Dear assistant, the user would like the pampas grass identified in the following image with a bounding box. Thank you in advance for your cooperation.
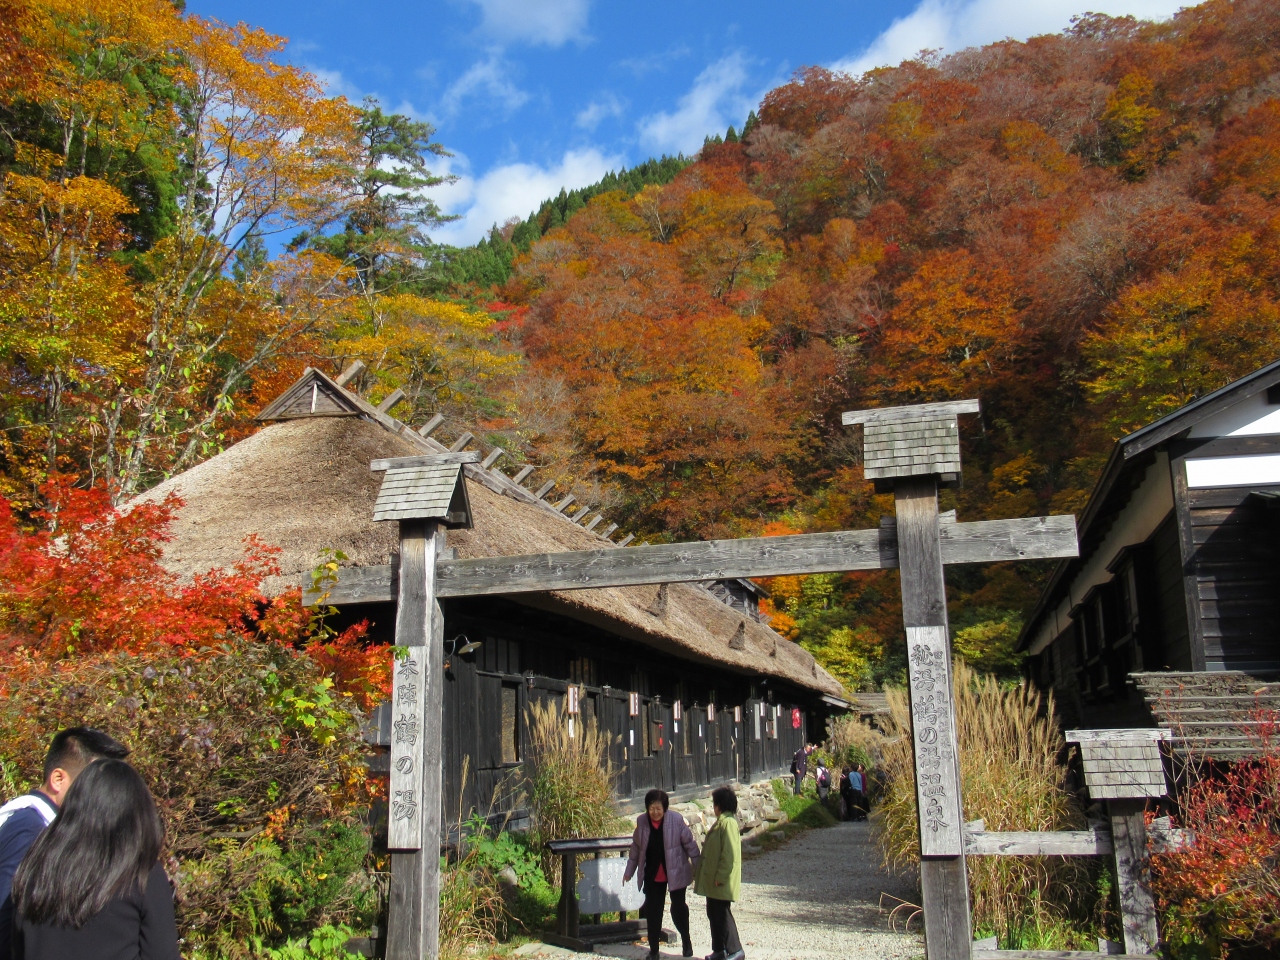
[525,698,625,878]
[874,660,1097,945]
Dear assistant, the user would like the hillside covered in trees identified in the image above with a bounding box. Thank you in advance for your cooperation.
[3,0,1280,688]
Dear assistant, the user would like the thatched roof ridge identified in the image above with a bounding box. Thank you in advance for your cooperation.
[136,372,841,697]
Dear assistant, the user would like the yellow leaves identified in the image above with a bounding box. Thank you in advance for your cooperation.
[181,17,361,238]
[0,170,144,379]
[333,295,519,414]
[1083,256,1280,437]
[1101,72,1186,179]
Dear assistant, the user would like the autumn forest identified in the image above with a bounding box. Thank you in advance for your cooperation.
[4,0,1280,690]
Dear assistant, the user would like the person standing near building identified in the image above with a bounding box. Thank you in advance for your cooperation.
[10,758,179,960]
[790,744,808,795]
[0,728,130,960]
[694,785,744,960]
[815,760,831,803]
[624,789,700,959]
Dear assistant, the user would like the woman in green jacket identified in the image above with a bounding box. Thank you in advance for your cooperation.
[693,786,744,960]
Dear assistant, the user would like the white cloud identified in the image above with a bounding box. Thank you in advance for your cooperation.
[576,93,626,130]
[465,0,591,47]
[441,51,530,116]
[430,147,623,246]
[832,0,1187,76]
[637,53,756,156]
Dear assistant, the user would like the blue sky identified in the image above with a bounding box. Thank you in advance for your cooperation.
[188,0,1187,247]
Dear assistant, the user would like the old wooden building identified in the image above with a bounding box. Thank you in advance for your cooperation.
[1019,359,1280,730]
[138,367,846,820]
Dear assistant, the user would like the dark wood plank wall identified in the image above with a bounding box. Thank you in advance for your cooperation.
[1182,487,1280,671]
[438,598,817,827]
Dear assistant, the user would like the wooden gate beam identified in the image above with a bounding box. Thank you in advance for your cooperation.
[305,516,1077,606]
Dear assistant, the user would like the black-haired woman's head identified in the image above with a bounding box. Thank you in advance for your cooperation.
[711,785,737,814]
[13,759,163,929]
[644,788,670,813]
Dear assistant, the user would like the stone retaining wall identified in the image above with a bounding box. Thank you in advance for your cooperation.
[670,778,785,845]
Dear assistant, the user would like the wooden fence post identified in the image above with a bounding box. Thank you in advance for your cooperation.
[386,520,446,960]
[894,477,972,960]
[1110,799,1159,955]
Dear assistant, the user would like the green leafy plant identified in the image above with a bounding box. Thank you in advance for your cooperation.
[262,924,364,960]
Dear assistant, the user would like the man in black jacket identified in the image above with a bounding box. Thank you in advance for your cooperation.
[0,728,130,960]
[790,744,810,795]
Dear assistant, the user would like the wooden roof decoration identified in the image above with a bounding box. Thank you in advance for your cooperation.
[1066,729,1171,800]
[1132,670,1280,760]
[372,459,472,528]
[256,369,363,420]
[843,399,980,489]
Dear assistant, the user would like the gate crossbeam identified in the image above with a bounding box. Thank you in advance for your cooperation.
[305,516,1077,606]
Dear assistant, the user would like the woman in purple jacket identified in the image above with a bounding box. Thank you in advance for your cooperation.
[624,789,700,959]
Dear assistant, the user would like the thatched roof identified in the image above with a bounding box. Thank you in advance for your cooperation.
[136,370,841,697]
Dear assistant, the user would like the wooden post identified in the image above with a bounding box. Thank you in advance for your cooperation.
[557,852,580,937]
[1110,799,1158,955]
[893,477,972,960]
[387,520,446,960]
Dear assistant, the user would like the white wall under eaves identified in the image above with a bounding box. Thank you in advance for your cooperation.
[1027,451,1173,656]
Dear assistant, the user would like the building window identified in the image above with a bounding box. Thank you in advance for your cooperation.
[501,683,520,764]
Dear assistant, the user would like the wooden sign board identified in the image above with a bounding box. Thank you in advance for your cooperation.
[577,858,646,914]
[906,626,963,857]
[389,651,427,850]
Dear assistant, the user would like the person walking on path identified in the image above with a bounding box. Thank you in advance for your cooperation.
[789,745,809,796]
[10,758,179,960]
[624,789,700,959]
[852,764,870,820]
[815,760,831,803]
[694,785,744,960]
[0,728,129,960]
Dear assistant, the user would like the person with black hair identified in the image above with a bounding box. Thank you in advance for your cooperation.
[0,728,129,960]
[10,759,179,960]
[623,789,700,959]
[693,786,743,960]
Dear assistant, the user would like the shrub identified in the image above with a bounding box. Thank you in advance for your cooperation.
[462,813,557,933]
[1153,711,1280,958]
[874,660,1097,947]
[525,698,624,878]
[0,642,381,958]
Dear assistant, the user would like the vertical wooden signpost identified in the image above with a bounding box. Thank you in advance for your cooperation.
[844,401,980,960]
[365,402,1078,960]
[371,453,477,960]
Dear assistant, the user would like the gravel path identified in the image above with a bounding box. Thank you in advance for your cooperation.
[516,819,924,960]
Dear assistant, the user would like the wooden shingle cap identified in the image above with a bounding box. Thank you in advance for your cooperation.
[371,456,473,528]
[842,399,980,483]
[1066,729,1171,800]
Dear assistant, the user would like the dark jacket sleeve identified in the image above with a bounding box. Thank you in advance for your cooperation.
[0,809,48,960]
[139,863,180,960]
